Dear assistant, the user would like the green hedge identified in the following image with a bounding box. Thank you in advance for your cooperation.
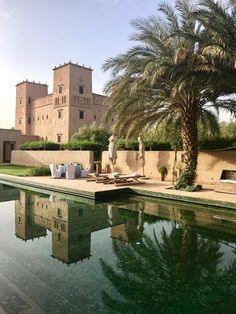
[20,137,236,153]
[117,139,172,150]
[198,137,236,150]
[61,140,102,151]
[20,141,60,150]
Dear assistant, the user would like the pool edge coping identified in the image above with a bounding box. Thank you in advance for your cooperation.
[0,174,235,209]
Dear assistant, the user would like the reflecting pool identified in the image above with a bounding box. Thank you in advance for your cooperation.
[0,183,236,313]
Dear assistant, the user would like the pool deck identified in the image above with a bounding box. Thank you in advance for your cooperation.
[0,173,236,209]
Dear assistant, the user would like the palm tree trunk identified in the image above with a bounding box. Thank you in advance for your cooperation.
[176,111,198,189]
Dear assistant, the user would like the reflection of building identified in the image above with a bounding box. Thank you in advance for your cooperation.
[15,191,124,264]
[110,206,144,242]
[15,192,47,241]
[15,62,108,143]
[112,196,236,242]
[110,203,145,242]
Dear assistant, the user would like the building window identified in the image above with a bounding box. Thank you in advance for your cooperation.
[57,135,62,143]
[28,97,31,104]
[46,115,48,119]
[38,116,39,121]
[79,85,84,94]
[58,110,63,119]
[63,96,66,103]
[57,233,61,241]
[19,98,22,104]
[57,208,62,217]
[94,114,96,120]
[61,223,65,232]
[19,118,22,125]
[28,117,31,124]
[58,85,63,94]
[79,111,84,119]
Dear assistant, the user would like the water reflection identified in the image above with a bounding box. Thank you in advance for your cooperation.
[14,191,152,265]
[0,184,20,202]
[101,209,236,313]
[2,184,236,312]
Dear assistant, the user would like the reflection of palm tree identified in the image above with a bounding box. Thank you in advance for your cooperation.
[101,221,236,313]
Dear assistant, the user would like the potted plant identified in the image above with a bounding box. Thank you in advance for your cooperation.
[158,165,168,181]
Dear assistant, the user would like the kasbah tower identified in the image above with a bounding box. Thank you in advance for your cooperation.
[15,61,108,143]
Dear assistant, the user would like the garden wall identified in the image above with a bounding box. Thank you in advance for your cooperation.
[0,129,38,163]
[102,150,236,185]
[11,150,94,168]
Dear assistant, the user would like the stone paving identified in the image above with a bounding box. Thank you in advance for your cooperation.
[0,173,236,208]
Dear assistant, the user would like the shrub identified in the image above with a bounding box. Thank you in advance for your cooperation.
[71,122,110,151]
[23,166,51,176]
[20,141,60,151]
[145,140,172,151]
[61,140,102,151]
[175,184,202,192]
[198,137,236,150]
[117,138,172,150]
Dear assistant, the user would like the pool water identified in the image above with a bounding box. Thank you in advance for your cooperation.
[0,183,236,313]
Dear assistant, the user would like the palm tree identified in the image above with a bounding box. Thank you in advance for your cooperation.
[103,0,236,189]
[100,216,236,313]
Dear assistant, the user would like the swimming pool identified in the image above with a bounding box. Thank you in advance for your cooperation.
[0,183,236,313]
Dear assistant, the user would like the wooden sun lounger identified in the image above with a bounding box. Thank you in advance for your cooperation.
[105,173,146,186]
[87,173,120,183]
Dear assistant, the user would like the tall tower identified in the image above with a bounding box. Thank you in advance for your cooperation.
[52,62,93,141]
[15,81,48,134]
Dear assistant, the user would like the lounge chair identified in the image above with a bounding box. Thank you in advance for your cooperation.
[111,173,145,186]
[49,164,62,179]
[87,172,120,183]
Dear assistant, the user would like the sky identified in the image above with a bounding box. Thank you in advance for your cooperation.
[0,0,232,129]
[0,0,160,128]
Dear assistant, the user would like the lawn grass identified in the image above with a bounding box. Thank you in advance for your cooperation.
[0,165,33,176]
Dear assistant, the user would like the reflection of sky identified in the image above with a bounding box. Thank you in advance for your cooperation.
[143,220,174,240]
[0,201,15,237]
[0,199,52,260]
[218,241,236,268]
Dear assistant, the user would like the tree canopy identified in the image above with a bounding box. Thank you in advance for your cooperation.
[103,0,236,190]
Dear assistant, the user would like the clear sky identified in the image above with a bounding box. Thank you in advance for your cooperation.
[0,0,232,129]
[0,0,160,128]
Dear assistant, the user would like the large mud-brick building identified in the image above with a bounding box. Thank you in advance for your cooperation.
[15,62,107,143]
